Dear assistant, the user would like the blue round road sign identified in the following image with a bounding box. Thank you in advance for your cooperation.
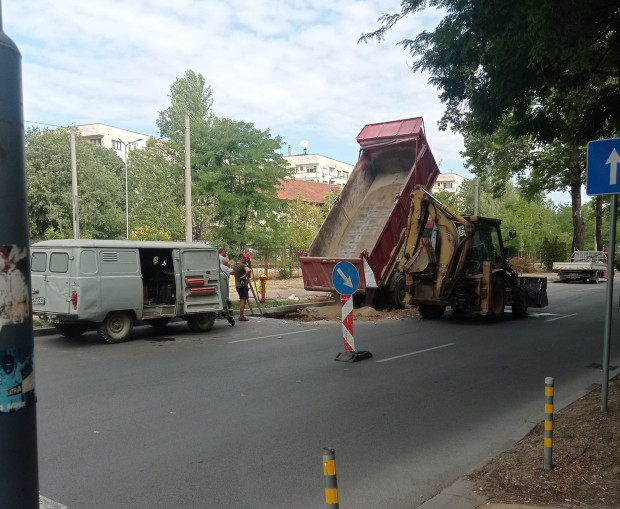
[332,261,360,295]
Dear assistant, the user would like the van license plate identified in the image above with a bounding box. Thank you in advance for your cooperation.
[32,297,45,305]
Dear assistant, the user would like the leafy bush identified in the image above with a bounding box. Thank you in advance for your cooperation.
[540,236,569,270]
[278,267,291,279]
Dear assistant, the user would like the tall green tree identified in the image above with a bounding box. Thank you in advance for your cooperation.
[128,138,185,239]
[192,117,291,248]
[360,1,620,251]
[26,128,125,240]
[285,196,324,250]
[156,70,214,144]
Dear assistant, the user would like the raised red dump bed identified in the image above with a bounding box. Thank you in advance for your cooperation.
[299,117,440,305]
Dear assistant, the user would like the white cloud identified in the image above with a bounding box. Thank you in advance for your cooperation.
[3,0,464,169]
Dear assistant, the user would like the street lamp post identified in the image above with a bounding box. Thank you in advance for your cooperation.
[117,138,142,239]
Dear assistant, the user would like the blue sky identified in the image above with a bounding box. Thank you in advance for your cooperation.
[2,0,574,203]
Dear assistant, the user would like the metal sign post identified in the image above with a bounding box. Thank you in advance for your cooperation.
[586,138,619,412]
[0,3,40,507]
[332,261,372,363]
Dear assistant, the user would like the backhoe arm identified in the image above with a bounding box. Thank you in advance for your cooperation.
[398,186,474,301]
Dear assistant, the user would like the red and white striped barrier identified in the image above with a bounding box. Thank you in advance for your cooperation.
[341,294,355,351]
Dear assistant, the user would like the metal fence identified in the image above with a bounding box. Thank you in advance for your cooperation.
[243,246,302,279]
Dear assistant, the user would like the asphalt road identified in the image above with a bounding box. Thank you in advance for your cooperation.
[35,279,620,508]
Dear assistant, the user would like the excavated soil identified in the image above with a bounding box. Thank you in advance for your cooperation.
[286,303,419,322]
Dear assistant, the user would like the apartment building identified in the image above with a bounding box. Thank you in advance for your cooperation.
[432,173,466,194]
[283,152,354,186]
[74,123,151,163]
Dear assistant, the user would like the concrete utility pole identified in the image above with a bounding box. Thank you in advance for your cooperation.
[184,114,192,242]
[0,2,40,507]
[70,127,79,239]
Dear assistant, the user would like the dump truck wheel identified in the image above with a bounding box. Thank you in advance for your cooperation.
[490,277,505,319]
[511,286,528,319]
[146,318,171,328]
[98,312,133,344]
[418,305,445,319]
[388,273,406,309]
[589,273,600,284]
[187,312,215,332]
[55,323,88,337]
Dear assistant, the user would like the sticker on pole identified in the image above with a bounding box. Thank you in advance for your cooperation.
[0,245,29,333]
[0,346,35,413]
[332,261,359,295]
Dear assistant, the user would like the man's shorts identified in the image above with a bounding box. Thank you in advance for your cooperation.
[236,285,249,300]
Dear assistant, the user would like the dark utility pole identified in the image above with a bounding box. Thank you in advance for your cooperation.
[0,2,40,507]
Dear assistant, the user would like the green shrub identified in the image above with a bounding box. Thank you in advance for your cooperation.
[278,267,291,279]
[540,236,569,270]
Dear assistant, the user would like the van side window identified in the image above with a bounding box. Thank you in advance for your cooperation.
[31,252,47,272]
[80,250,98,275]
[50,253,69,273]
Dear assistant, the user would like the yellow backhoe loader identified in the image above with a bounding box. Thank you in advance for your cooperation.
[397,186,548,318]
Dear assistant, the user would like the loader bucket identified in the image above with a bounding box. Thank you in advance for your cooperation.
[520,277,549,308]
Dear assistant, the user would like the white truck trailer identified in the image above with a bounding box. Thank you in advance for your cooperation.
[552,251,608,283]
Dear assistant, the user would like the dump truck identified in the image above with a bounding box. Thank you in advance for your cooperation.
[397,186,548,318]
[553,251,608,283]
[299,117,440,308]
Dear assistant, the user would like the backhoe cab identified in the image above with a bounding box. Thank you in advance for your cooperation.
[397,186,548,319]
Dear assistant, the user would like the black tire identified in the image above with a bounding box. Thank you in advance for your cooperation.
[98,312,134,344]
[187,312,216,332]
[388,273,406,309]
[589,272,600,284]
[490,276,505,319]
[418,304,445,319]
[146,318,171,328]
[55,323,88,337]
[511,285,528,319]
[452,306,466,317]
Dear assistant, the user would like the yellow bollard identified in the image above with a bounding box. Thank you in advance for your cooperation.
[323,448,339,507]
[544,377,554,470]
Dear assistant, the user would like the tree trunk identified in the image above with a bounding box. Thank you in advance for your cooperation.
[570,142,585,251]
[595,195,603,251]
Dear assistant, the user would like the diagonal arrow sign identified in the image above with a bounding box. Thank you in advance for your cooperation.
[606,148,620,185]
[337,268,353,288]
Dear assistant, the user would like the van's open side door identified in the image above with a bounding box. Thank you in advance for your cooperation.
[179,249,222,314]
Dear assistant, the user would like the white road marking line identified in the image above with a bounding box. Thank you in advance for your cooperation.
[376,343,455,363]
[546,313,578,322]
[229,329,318,343]
[40,495,68,509]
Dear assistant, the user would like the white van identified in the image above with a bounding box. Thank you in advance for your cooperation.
[31,240,232,343]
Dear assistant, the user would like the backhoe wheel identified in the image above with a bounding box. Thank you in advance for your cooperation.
[511,285,528,319]
[490,277,505,319]
[187,312,216,333]
[388,273,406,309]
[418,305,445,319]
[55,323,88,337]
[98,312,133,344]
[146,318,171,328]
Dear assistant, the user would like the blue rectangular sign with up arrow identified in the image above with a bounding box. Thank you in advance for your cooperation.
[587,138,620,196]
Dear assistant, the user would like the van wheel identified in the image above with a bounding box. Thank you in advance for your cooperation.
[56,323,88,337]
[146,318,171,328]
[98,312,133,344]
[187,313,215,332]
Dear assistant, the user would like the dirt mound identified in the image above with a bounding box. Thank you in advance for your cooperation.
[294,304,419,322]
